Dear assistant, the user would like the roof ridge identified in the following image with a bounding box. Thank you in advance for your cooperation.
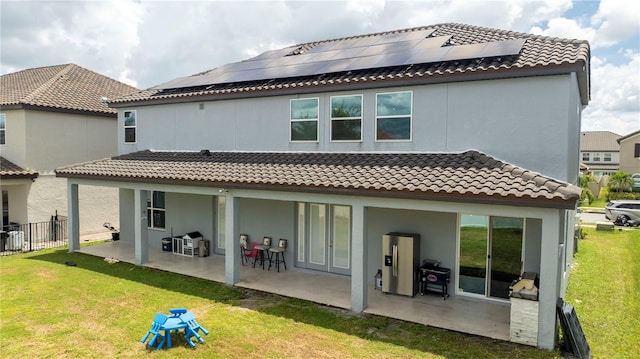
[21,63,74,104]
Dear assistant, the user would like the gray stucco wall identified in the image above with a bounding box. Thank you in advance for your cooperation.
[119,74,579,183]
[524,218,542,274]
[367,207,457,289]
[237,198,295,262]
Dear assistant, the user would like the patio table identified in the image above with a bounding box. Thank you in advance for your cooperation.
[161,316,188,349]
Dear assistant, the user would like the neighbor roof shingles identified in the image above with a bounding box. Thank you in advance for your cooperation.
[0,64,138,114]
[110,23,590,106]
[0,157,38,179]
[56,150,581,208]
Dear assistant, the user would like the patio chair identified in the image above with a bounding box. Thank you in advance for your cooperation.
[240,234,259,266]
[180,312,209,347]
[141,313,168,350]
[268,239,287,272]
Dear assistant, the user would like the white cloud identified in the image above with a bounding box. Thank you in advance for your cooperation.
[1,0,637,134]
[530,17,597,43]
[0,0,142,86]
[582,51,640,135]
[591,0,640,47]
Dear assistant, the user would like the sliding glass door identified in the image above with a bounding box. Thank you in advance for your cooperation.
[458,215,523,300]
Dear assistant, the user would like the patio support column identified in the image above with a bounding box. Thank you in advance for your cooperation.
[224,193,240,285]
[537,210,561,350]
[67,182,80,252]
[134,189,149,265]
[351,204,368,312]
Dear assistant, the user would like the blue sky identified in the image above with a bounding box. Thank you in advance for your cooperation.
[1,0,638,135]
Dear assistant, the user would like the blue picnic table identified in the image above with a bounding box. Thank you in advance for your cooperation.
[141,308,209,350]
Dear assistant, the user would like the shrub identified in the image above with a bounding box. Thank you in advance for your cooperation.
[581,188,595,204]
[606,191,640,200]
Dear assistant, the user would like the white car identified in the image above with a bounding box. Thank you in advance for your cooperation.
[605,200,640,226]
[632,173,640,188]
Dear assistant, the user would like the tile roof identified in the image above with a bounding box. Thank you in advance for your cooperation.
[110,23,590,106]
[56,149,581,209]
[0,157,38,179]
[580,131,621,151]
[0,64,138,115]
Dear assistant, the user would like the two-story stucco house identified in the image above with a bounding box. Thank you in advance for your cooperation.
[0,64,138,234]
[617,130,640,176]
[580,131,621,177]
[56,23,589,350]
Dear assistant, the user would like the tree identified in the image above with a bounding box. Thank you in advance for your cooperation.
[607,171,633,193]
[580,173,596,204]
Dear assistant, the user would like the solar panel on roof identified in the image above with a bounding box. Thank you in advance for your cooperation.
[478,38,526,57]
[414,35,452,50]
[373,51,416,68]
[343,54,388,72]
[246,47,293,61]
[224,67,282,83]
[154,29,525,89]
[305,41,337,53]
[328,37,367,51]
[439,43,488,62]
[374,32,411,45]
[274,61,332,78]
[402,29,436,41]
[357,39,422,57]
[408,47,452,64]
[316,58,358,74]
[348,35,381,48]
[329,46,367,60]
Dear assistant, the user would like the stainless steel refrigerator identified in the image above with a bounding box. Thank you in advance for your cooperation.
[382,232,420,297]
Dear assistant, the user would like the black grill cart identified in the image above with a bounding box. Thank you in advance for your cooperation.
[419,261,450,300]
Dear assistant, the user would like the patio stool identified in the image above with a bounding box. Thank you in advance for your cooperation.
[268,239,287,272]
[253,236,271,269]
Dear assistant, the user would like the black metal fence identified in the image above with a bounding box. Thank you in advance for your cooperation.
[0,215,68,256]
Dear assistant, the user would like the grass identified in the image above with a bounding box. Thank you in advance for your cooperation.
[1,228,637,358]
[564,228,640,358]
[0,247,556,358]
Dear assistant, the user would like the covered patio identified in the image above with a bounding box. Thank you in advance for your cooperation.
[76,240,510,341]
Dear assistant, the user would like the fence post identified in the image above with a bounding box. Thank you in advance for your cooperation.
[29,222,33,252]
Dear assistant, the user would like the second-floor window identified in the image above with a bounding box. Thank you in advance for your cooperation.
[376,91,412,141]
[582,153,590,161]
[147,191,165,229]
[124,110,136,143]
[290,98,319,142]
[0,114,5,145]
[604,153,612,162]
[592,152,601,161]
[331,95,362,141]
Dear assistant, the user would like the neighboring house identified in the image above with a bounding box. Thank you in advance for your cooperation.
[579,131,621,177]
[56,23,589,349]
[0,157,39,228]
[0,64,138,233]
[617,130,640,176]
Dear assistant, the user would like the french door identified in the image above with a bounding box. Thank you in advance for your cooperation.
[458,215,524,300]
[296,203,351,275]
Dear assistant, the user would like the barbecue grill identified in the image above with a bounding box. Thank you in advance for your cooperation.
[419,261,450,300]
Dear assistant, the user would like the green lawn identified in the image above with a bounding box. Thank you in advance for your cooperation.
[564,228,640,358]
[1,228,637,358]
